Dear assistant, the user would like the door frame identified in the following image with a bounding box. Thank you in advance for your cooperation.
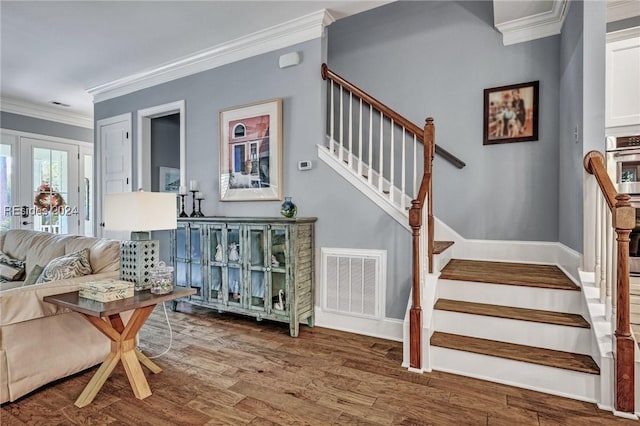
[1,128,92,233]
[137,100,186,191]
[95,113,132,237]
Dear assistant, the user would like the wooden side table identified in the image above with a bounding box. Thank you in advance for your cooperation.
[44,287,195,408]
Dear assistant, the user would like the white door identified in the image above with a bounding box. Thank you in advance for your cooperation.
[80,146,94,237]
[97,114,131,239]
[19,137,80,235]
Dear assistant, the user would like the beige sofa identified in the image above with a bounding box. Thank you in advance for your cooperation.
[0,229,122,403]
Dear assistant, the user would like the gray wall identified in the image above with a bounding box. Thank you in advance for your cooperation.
[558,1,584,252]
[0,111,92,142]
[150,114,180,192]
[95,39,412,319]
[328,0,561,242]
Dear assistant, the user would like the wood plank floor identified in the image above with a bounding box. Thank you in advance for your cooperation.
[434,299,590,328]
[431,332,600,375]
[440,259,580,290]
[1,302,633,425]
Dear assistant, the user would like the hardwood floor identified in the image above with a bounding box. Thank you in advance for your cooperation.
[440,259,580,290]
[1,302,635,425]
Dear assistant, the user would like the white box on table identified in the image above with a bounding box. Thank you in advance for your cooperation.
[79,279,135,302]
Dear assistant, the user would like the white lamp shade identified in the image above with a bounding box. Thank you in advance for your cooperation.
[103,192,177,232]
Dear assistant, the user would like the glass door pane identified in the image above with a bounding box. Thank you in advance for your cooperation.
[81,149,93,236]
[248,227,266,310]
[20,138,79,235]
[0,140,15,231]
[270,227,288,314]
[208,225,224,302]
[226,226,242,306]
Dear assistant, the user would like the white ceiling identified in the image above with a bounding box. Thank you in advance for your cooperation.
[0,1,389,122]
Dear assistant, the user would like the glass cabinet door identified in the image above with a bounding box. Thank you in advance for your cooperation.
[226,225,243,306]
[270,226,288,314]
[247,225,267,311]
[208,224,225,303]
[173,224,189,288]
[188,224,204,300]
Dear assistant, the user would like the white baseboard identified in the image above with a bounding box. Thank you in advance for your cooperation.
[314,306,403,342]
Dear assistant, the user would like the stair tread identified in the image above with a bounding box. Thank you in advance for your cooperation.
[434,299,590,328]
[440,259,579,291]
[431,332,600,375]
[433,241,454,255]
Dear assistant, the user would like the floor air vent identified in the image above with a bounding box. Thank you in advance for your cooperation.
[321,248,386,319]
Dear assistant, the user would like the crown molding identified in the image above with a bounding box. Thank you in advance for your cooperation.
[494,0,569,46]
[607,0,640,23]
[88,9,336,103]
[0,97,94,129]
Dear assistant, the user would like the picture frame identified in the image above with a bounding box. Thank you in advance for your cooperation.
[219,98,283,201]
[483,81,539,145]
[159,167,180,193]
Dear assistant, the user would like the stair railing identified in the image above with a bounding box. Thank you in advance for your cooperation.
[321,64,462,370]
[584,150,635,414]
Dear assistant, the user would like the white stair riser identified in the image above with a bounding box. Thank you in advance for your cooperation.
[431,346,599,402]
[433,310,592,355]
[437,279,583,314]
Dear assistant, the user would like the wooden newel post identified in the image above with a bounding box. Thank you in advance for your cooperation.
[613,193,635,413]
[409,199,423,369]
[425,118,435,274]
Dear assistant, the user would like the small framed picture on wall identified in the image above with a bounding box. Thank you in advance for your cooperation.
[483,81,539,145]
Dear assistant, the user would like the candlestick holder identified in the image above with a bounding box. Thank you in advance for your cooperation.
[190,190,198,217]
[178,194,188,217]
[196,197,205,217]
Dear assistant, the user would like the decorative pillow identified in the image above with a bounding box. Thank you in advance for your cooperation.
[23,264,45,286]
[36,248,92,284]
[0,250,25,281]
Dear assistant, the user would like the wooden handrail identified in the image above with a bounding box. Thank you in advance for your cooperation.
[321,64,465,169]
[584,150,635,414]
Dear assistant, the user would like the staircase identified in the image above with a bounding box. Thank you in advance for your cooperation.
[319,64,637,416]
[431,259,600,401]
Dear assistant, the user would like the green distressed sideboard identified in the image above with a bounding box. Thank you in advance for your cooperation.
[170,217,317,337]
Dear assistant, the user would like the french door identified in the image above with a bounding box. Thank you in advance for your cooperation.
[19,137,80,235]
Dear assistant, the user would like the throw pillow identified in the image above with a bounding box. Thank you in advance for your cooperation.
[23,264,45,286]
[36,248,92,284]
[0,250,26,281]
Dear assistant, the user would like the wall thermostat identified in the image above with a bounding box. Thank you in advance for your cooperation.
[298,160,312,171]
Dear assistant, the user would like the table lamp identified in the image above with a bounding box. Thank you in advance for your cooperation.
[103,191,177,291]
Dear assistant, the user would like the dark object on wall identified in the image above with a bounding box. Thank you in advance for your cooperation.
[483,81,539,145]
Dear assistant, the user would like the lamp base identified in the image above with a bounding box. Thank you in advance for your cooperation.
[119,238,158,291]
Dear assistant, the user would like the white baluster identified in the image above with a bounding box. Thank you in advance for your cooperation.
[368,107,373,185]
[358,99,363,179]
[348,92,353,168]
[339,86,344,162]
[600,195,608,303]
[389,119,395,203]
[330,80,334,144]
[379,112,384,193]
[606,211,614,321]
[595,193,603,302]
[413,134,417,198]
[401,128,406,211]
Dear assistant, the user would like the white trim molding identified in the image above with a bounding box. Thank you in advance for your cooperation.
[88,9,335,103]
[0,97,93,129]
[494,0,569,46]
[136,100,186,191]
[607,0,640,23]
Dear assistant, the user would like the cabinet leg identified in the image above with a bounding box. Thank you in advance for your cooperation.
[306,315,314,328]
[289,321,299,337]
[171,300,178,312]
